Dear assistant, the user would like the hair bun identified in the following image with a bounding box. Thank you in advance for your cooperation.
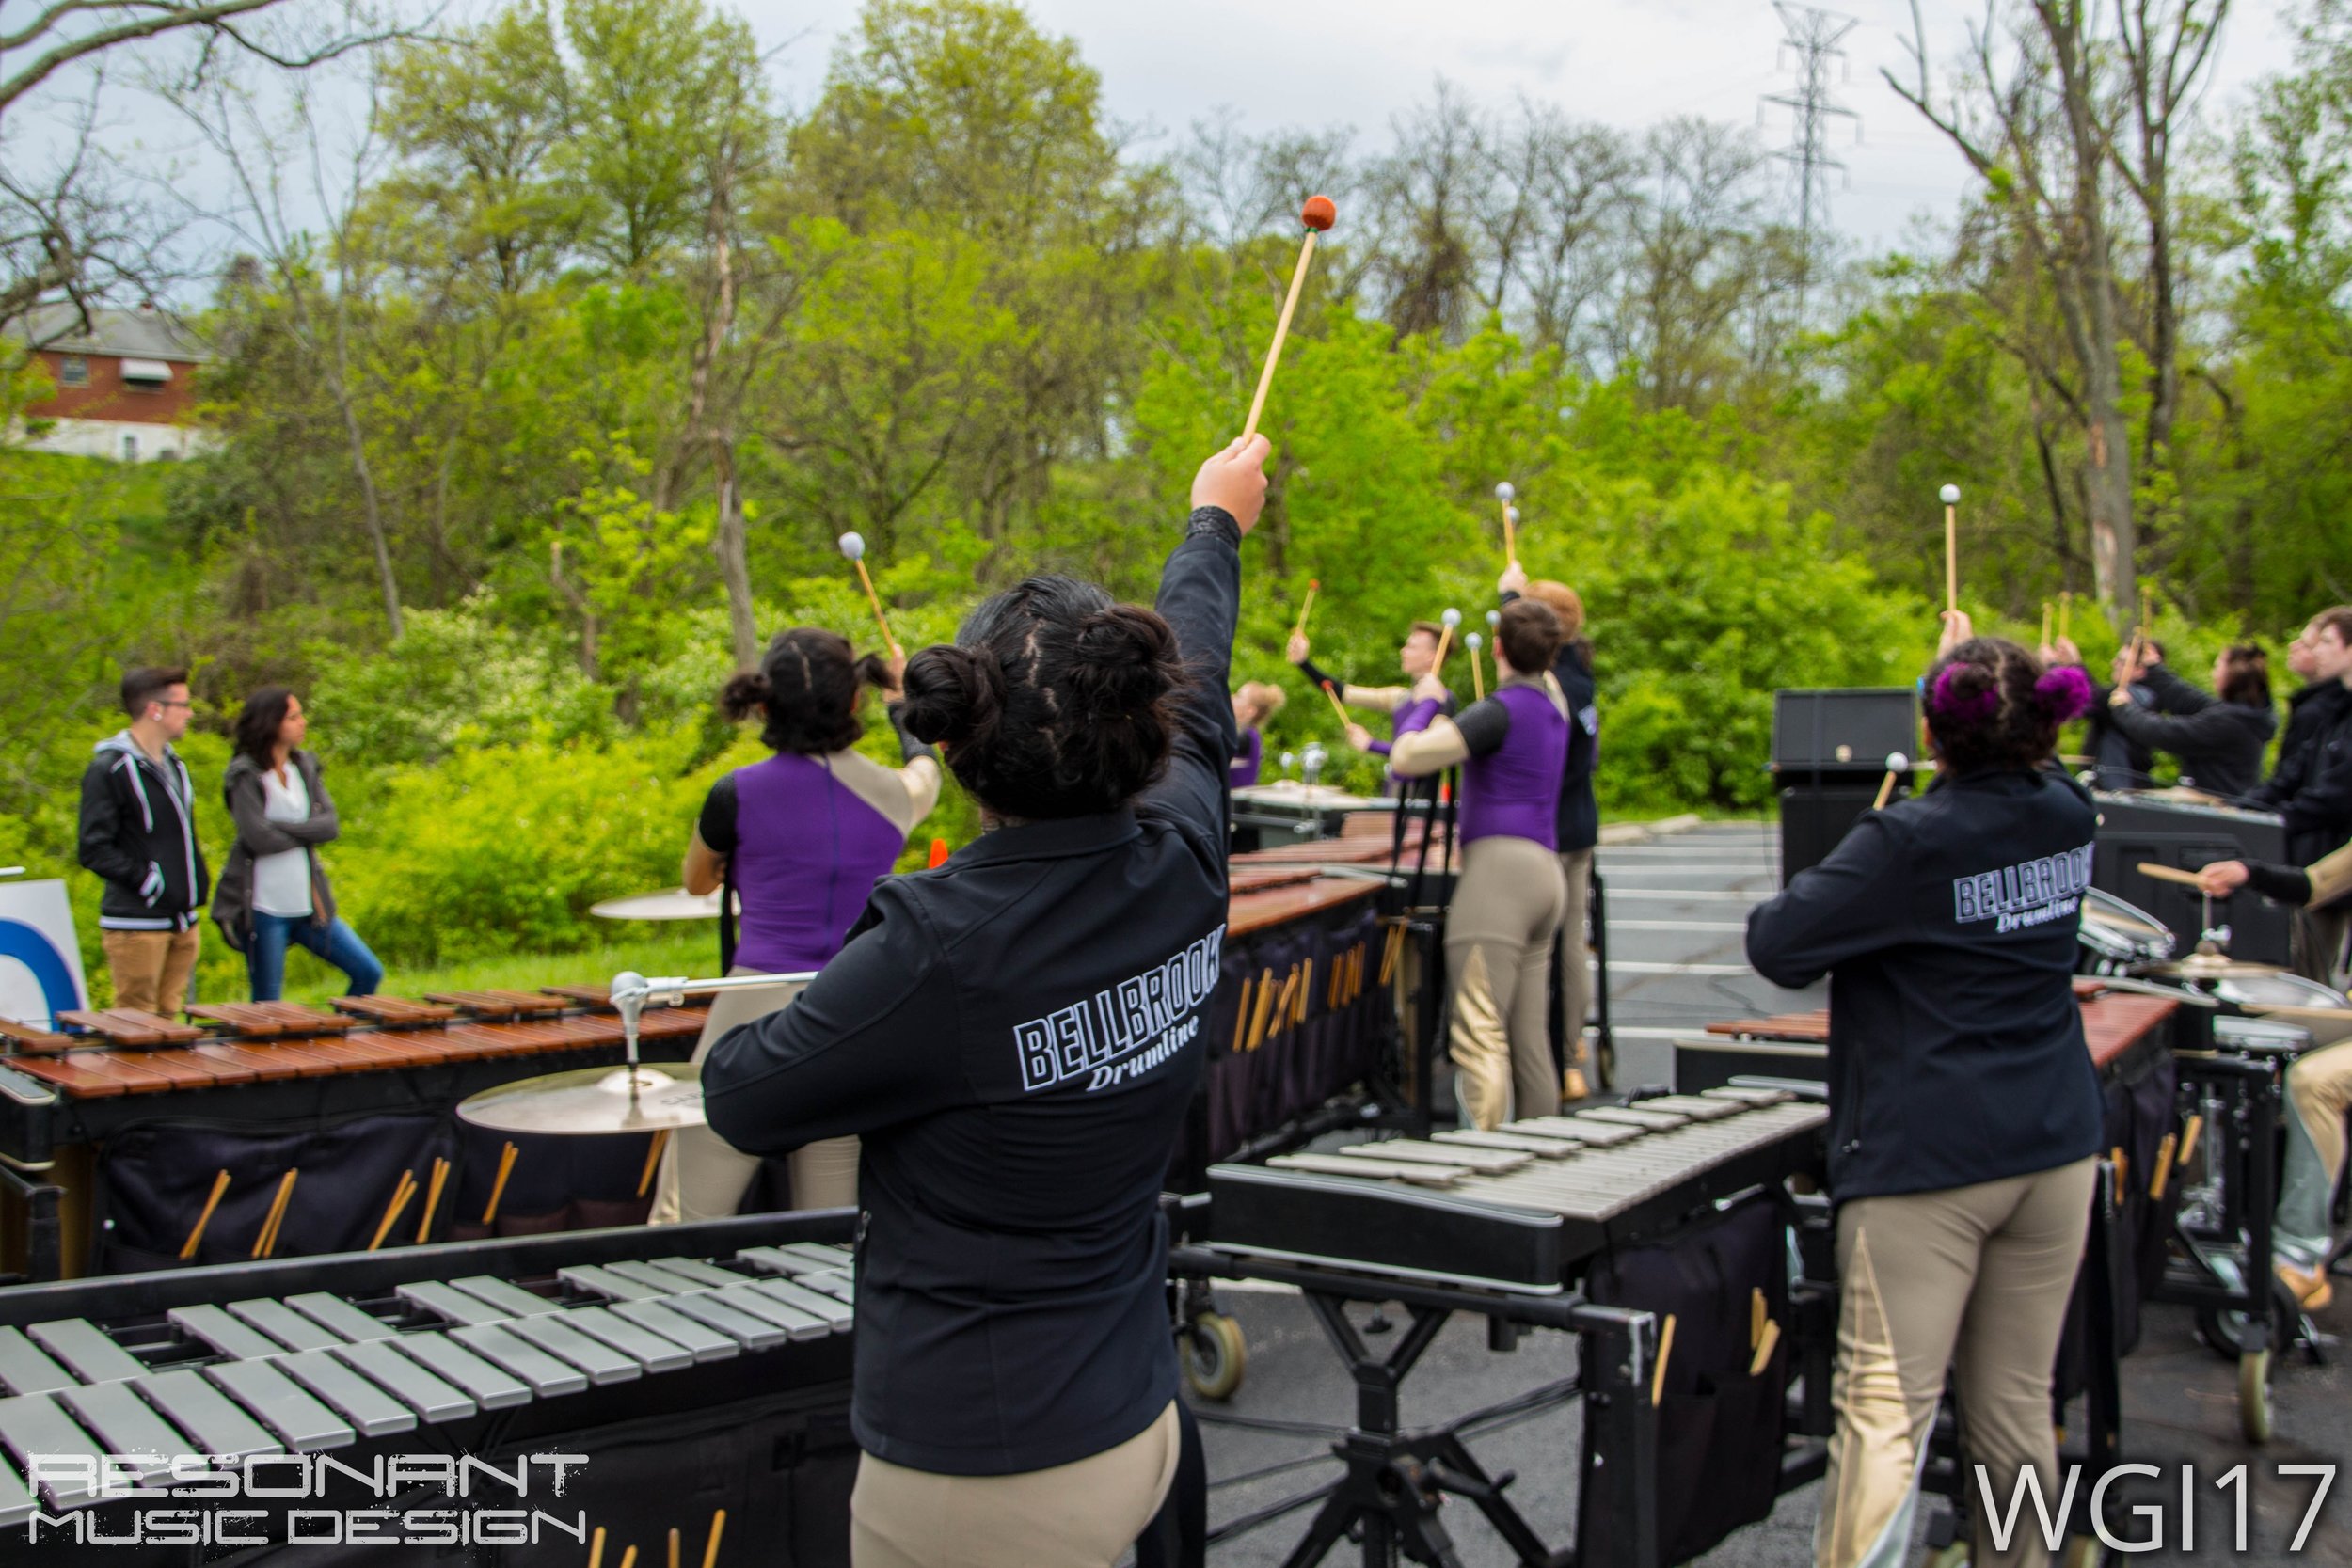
[1928,660,2001,725]
[719,670,771,722]
[1067,607,1179,717]
[2033,663,2094,721]
[900,645,1001,746]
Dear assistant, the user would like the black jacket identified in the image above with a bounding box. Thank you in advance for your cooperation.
[2250,680,2352,867]
[2081,665,2202,789]
[703,508,1239,1476]
[1553,646,1600,852]
[212,751,343,953]
[2103,683,2277,801]
[77,732,208,933]
[1744,768,2104,1203]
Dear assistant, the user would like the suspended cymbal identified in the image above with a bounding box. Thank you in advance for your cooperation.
[456,1063,707,1135]
[591,887,724,921]
[2140,950,2291,982]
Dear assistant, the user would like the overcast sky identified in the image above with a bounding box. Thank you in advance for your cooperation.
[734,0,2305,254]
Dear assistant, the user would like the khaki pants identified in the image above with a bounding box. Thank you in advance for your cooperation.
[850,1401,1180,1568]
[1445,835,1568,1130]
[2291,904,2350,987]
[101,927,200,1017]
[648,973,860,1224]
[2279,1037,2352,1266]
[1818,1158,2096,1568]
[1556,847,1595,1071]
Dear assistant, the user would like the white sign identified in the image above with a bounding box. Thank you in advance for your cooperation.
[0,879,89,1029]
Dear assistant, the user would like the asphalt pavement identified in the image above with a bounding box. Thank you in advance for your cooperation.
[1189,821,2351,1567]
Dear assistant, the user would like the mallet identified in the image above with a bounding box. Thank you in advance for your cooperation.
[1940,483,1961,618]
[1431,608,1462,673]
[2058,590,2073,642]
[2042,603,2053,648]
[1872,752,1909,812]
[1293,578,1320,640]
[836,532,902,659]
[1320,679,1352,731]
[1466,632,1485,700]
[1495,481,1518,562]
[1242,196,1338,441]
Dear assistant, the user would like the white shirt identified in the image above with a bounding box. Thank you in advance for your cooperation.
[252,764,314,918]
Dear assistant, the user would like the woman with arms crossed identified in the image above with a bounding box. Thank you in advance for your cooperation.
[1747,615,2103,1568]
[652,631,942,1221]
[702,436,1269,1568]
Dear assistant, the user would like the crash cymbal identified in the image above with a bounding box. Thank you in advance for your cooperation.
[591,887,724,921]
[456,1063,706,1134]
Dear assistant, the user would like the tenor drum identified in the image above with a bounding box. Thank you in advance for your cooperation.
[2078,886,2175,973]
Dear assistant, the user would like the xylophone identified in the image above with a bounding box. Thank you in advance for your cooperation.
[0,990,709,1281]
[0,1209,855,1560]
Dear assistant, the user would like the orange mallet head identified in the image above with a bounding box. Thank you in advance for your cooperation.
[1301,195,1337,231]
[928,837,949,869]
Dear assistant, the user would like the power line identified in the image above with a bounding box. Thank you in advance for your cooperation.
[1760,2,1860,314]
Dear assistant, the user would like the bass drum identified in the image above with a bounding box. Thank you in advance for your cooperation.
[2077,886,2176,974]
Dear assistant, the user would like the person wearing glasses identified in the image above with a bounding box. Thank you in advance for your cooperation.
[78,666,211,1017]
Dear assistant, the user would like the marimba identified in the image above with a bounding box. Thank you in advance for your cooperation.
[0,1210,856,1561]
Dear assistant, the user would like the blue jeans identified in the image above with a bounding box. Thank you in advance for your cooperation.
[246,912,385,1002]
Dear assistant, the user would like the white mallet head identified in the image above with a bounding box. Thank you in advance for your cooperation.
[1466,632,1483,651]
[1486,610,1502,629]
[1938,483,1961,505]
[1885,752,1909,772]
[1441,607,1461,628]
[837,531,866,561]
[1495,481,1516,502]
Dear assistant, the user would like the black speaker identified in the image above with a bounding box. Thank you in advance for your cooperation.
[1772,689,1919,773]
[2091,792,2293,965]
[1779,782,1906,883]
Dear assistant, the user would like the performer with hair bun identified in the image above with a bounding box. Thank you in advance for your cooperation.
[1747,613,2103,1568]
[650,627,943,1224]
[703,436,1270,1568]
[1229,680,1287,786]
[1384,598,1572,1130]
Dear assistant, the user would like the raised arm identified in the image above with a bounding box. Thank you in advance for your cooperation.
[1388,697,1510,778]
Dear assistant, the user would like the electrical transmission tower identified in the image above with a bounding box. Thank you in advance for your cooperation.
[1761,3,1859,315]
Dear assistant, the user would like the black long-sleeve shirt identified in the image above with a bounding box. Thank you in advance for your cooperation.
[1744,768,2104,1202]
[2104,687,2276,800]
[2249,679,2352,869]
[702,507,1240,1476]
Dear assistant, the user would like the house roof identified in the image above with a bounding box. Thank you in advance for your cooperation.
[12,304,210,363]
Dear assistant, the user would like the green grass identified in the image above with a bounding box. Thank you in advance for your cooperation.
[279,927,721,1006]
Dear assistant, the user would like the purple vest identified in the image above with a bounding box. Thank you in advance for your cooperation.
[730,752,909,974]
[1459,683,1568,849]
[1229,726,1263,787]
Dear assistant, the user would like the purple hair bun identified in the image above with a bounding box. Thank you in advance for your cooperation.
[2034,663,2094,721]
[1929,663,2001,724]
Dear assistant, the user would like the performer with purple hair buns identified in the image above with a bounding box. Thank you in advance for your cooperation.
[1746,611,2105,1568]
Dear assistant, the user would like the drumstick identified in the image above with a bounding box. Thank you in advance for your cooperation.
[483,1142,519,1225]
[1872,752,1909,812]
[1939,483,1961,616]
[1320,679,1352,731]
[1650,1313,1677,1405]
[2148,1132,2178,1200]
[371,1171,418,1252]
[1751,1287,1766,1349]
[589,1527,607,1568]
[2042,603,2053,647]
[2177,1113,2202,1166]
[2241,1002,2352,1022]
[701,1511,726,1568]
[1241,196,1337,441]
[1431,608,1461,673]
[180,1169,231,1259]
[1749,1318,1780,1377]
[1293,579,1320,639]
[1494,481,1518,562]
[835,533,901,659]
[415,1156,450,1244]
[253,1168,297,1259]
[2058,590,2073,641]
[2135,861,2207,889]
[619,1547,638,1568]
[639,1130,672,1197]
[669,1528,681,1568]
[1466,633,1485,700]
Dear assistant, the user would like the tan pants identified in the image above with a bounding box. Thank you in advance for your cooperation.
[2291,904,2350,987]
[2280,1037,2352,1265]
[648,974,860,1224]
[850,1401,1180,1568]
[1818,1158,2096,1568]
[1445,835,1568,1130]
[101,927,200,1017]
[1556,847,1595,1072]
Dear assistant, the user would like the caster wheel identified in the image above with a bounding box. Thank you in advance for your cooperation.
[1182,1311,1247,1401]
[2239,1347,2275,1444]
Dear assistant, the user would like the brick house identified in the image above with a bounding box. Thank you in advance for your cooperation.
[11,304,211,462]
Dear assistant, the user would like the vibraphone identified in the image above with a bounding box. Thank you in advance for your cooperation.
[0,1209,856,1563]
[1173,1089,1829,1568]
[0,991,709,1282]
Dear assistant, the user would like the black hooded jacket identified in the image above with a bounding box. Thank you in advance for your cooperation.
[77,732,208,932]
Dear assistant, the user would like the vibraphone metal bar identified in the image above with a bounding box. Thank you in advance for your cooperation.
[0,1209,857,1540]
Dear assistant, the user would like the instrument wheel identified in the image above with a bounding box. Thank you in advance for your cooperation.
[1182,1311,1248,1402]
[2196,1273,2301,1365]
[2238,1347,2275,1445]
